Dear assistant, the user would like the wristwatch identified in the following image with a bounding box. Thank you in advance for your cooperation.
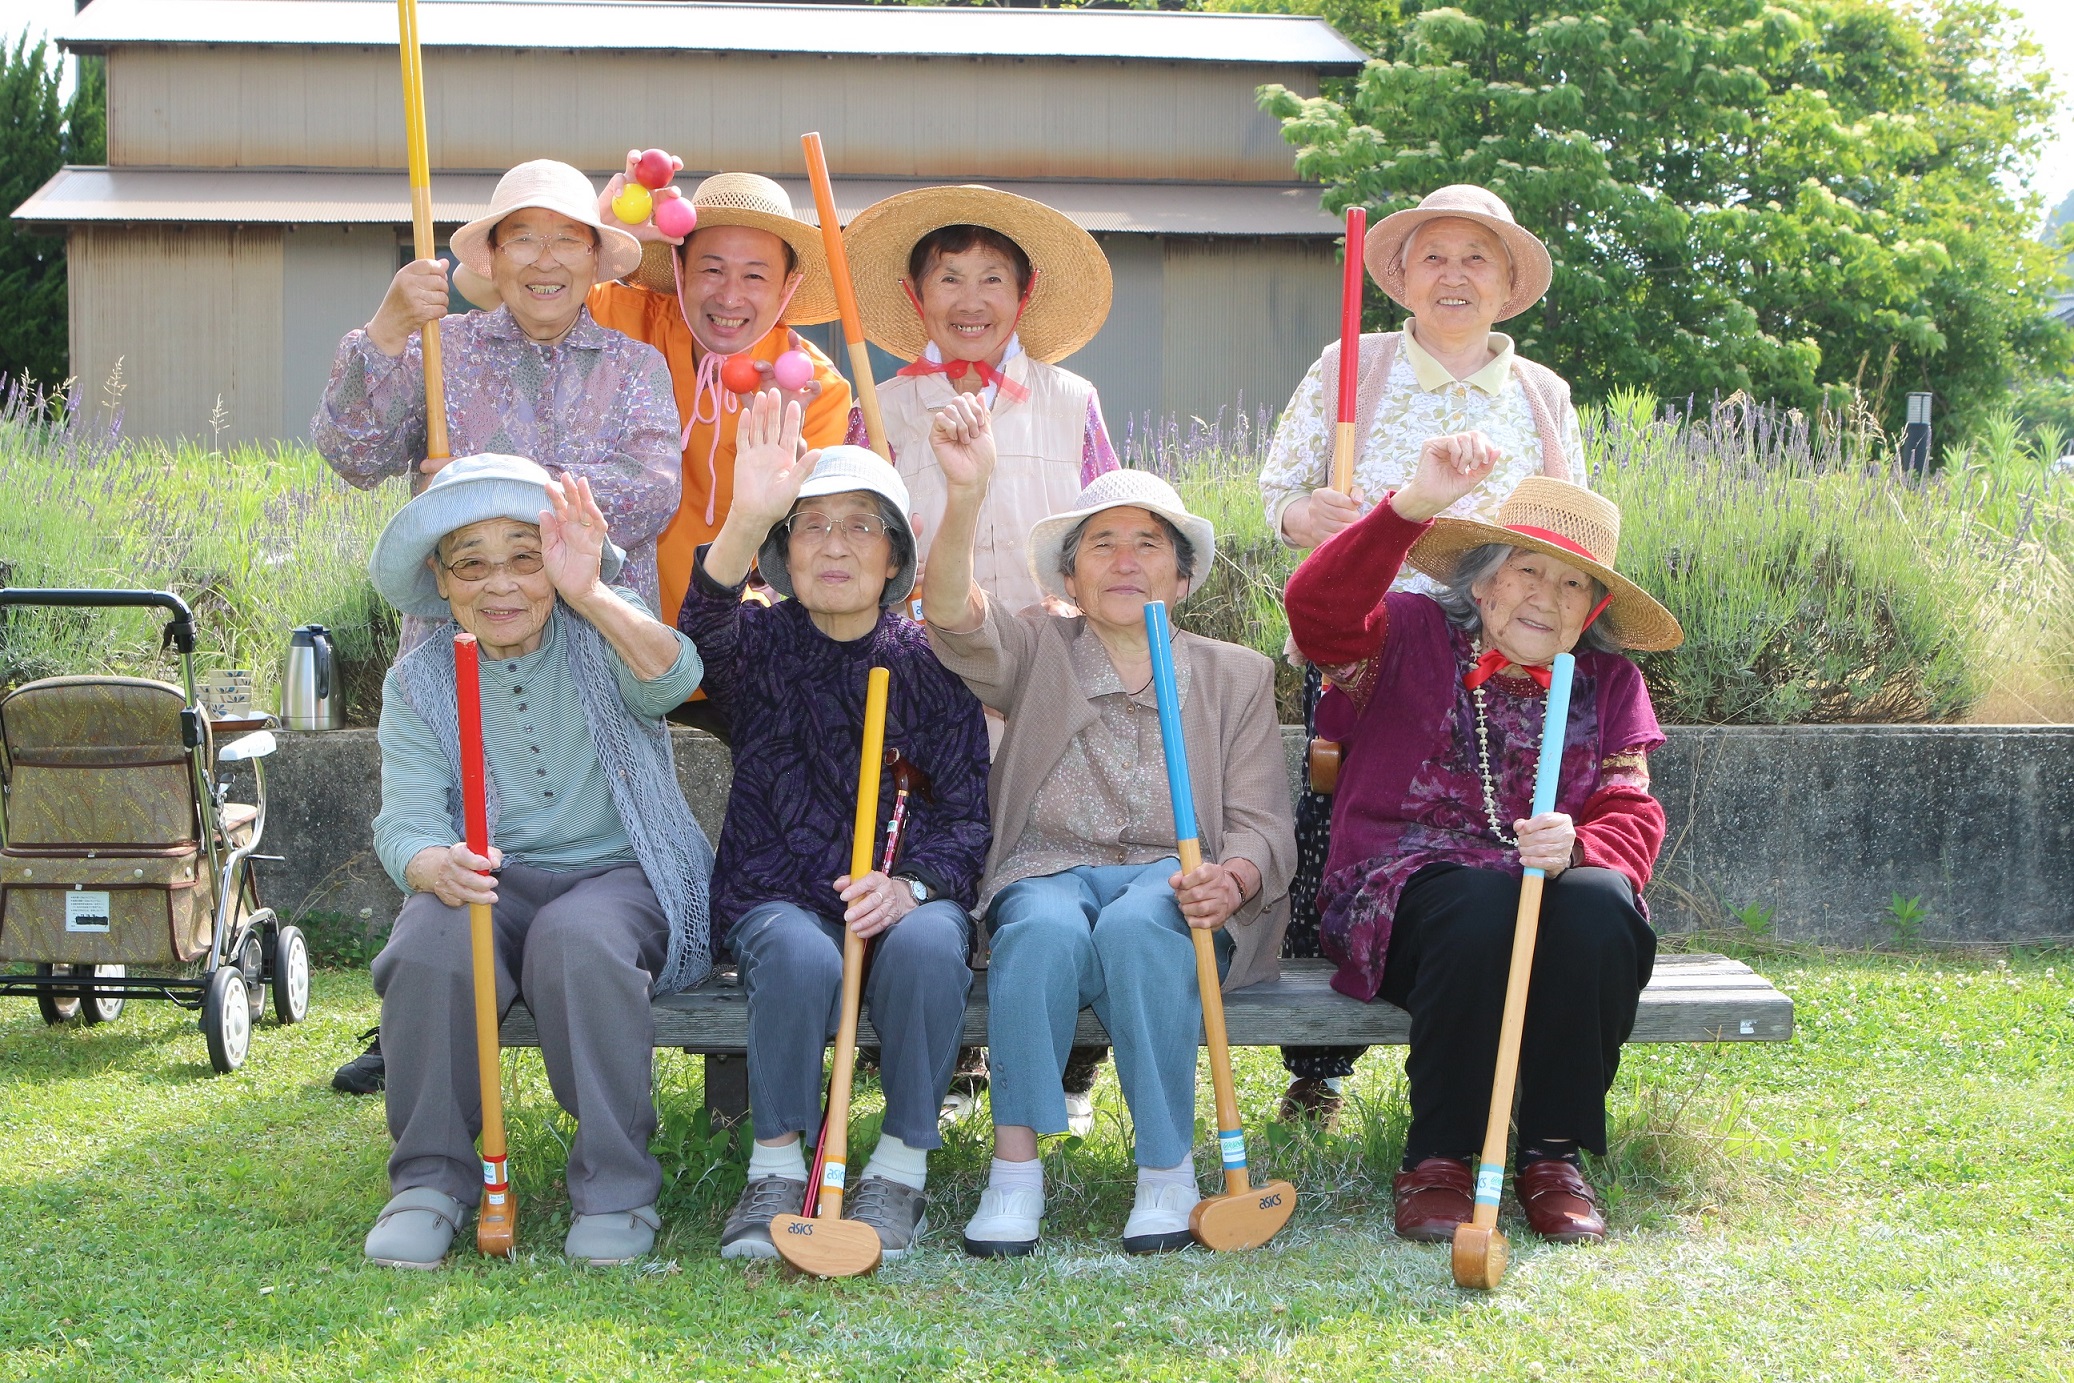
[895,875,933,904]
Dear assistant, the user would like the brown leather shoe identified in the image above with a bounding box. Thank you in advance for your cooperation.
[1392,1157,1473,1242]
[1278,1076,1343,1127]
[1516,1159,1607,1243]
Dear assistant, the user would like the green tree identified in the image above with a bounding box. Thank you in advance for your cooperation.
[0,37,105,392]
[1261,0,2071,437]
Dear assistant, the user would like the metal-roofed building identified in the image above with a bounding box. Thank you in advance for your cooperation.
[18,0,1364,445]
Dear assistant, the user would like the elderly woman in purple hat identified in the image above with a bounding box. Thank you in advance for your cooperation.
[1257,184,1587,1125]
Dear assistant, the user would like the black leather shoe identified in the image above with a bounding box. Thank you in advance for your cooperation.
[332,1027,386,1095]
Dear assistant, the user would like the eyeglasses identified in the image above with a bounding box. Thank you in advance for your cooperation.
[495,233,599,267]
[785,512,890,544]
[443,551,545,583]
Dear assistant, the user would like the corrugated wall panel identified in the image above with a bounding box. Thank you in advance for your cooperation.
[69,224,285,444]
[280,224,399,440]
[1068,234,1166,449]
[1159,236,1337,430]
[105,46,1319,183]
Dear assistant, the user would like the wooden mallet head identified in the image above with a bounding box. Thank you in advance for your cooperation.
[1451,1223,1509,1289]
[1189,1178,1298,1252]
[766,1213,884,1279]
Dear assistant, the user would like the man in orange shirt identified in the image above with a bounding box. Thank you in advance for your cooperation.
[463,163,862,626]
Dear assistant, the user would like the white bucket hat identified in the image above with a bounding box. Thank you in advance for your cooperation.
[450,160,644,284]
[1027,470,1216,604]
[368,454,625,619]
[756,446,918,609]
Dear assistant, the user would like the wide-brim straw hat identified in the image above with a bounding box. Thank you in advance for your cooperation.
[756,446,917,608]
[1027,469,1215,605]
[450,160,644,284]
[1406,476,1682,652]
[1364,184,1554,323]
[369,454,625,620]
[626,173,838,326]
[844,185,1112,364]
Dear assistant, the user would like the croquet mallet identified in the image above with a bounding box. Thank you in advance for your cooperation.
[395,0,449,467]
[1142,601,1298,1252]
[453,632,516,1256]
[801,131,890,461]
[1451,651,1576,1290]
[1307,203,1366,797]
[769,666,891,1278]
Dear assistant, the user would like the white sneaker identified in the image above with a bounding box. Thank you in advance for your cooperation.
[961,1185,1044,1258]
[1063,1090,1094,1138]
[1121,1180,1200,1255]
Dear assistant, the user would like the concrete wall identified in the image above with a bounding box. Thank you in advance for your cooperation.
[254,724,2074,950]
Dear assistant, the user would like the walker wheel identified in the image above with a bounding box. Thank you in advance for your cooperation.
[234,931,265,1024]
[80,964,126,1025]
[270,925,310,1025]
[202,966,251,1073]
[34,963,82,1025]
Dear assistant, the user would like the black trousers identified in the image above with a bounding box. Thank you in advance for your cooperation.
[1381,862,1655,1165]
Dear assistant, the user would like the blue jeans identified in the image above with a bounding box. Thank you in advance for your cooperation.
[984,859,1222,1169]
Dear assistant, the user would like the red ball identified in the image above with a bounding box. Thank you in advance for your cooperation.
[772,349,814,393]
[720,355,763,395]
[633,148,675,191]
[652,194,697,240]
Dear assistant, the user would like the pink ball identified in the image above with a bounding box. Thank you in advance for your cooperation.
[720,355,764,395]
[772,349,814,393]
[633,148,675,191]
[652,194,697,240]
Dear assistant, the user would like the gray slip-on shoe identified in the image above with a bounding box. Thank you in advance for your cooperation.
[844,1175,929,1260]
[564,1203,661,1266]
[365,1187,469,1269]
[720,1174,808,1260]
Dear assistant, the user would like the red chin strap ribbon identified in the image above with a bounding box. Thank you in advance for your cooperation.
[1464,648,1552,691]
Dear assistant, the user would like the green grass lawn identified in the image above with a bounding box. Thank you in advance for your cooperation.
[2,948,2070,1382]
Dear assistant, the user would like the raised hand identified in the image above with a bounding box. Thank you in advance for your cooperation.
[598,149,689,244]
[366,259,450,356]
[1389,430,1504,523]
[928,392,996,496]
[731,388,820,531]
[539,473,610,601]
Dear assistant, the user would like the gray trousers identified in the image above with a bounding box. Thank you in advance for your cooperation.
[372,861,668,1215]
[729,899,972,1150]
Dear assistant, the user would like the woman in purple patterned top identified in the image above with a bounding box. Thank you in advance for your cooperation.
[680,391,990,1263]
[1285,433,1683,1250]
[313,161,682,633]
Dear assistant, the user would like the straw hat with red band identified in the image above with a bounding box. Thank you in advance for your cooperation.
[1406,476,1683,652]
[1364,184,1554,324]
[843,185,1112,364]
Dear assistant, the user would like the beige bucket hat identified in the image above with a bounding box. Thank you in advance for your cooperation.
[1406,477,1682,651]
[843,185,1113,364]
[1364,184,1554,323]
[1027,470,1216,604]
[449,160,643,284]
[626,173,838,325]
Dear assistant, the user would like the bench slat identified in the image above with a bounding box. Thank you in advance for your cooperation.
[498,953,1794,1049]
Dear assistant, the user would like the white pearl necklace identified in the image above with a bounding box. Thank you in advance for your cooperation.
[1470,644,1547,848]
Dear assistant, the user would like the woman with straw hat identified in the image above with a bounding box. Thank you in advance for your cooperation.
[1283,433,1680,1249]
[458,163,862,628]
[316,159,681,625]
[845,184,1122,622]
[921,397,1295,1257]
[1255,184,1584,1126]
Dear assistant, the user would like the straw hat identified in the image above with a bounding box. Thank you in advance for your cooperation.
[756,446,917,608]
[843,185,1112,364]
[1405,477,1681,651]
[626,173,838,326]
[1027,470,1215,604]
[1364,185,1553,324]
[449,160,643,284]
[369,455,626,620]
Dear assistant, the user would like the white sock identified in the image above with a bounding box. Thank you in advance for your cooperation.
[862,1133,929,1192]
[1136,1159,1197,1201]
[988,1156,1044,1198]
[748,1137,807,1182]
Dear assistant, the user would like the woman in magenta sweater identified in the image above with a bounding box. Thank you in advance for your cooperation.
[1283,430,1681,1250]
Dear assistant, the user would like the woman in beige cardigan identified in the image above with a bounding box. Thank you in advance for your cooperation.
[920,394,1295,1259]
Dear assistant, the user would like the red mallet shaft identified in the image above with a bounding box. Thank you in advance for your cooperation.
[455,633,516,1256]
[1330,205,1367,495]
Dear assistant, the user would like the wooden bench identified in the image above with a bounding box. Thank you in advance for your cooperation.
[499,953,1793,1123]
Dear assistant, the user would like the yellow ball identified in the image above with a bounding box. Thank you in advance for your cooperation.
[611,184,654,226]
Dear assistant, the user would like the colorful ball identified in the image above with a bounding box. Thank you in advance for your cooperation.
[652,194,698,239]
[720,355,764,395]
[772,350,814,393]
[610,184,653,226]
[633,148,675,191]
